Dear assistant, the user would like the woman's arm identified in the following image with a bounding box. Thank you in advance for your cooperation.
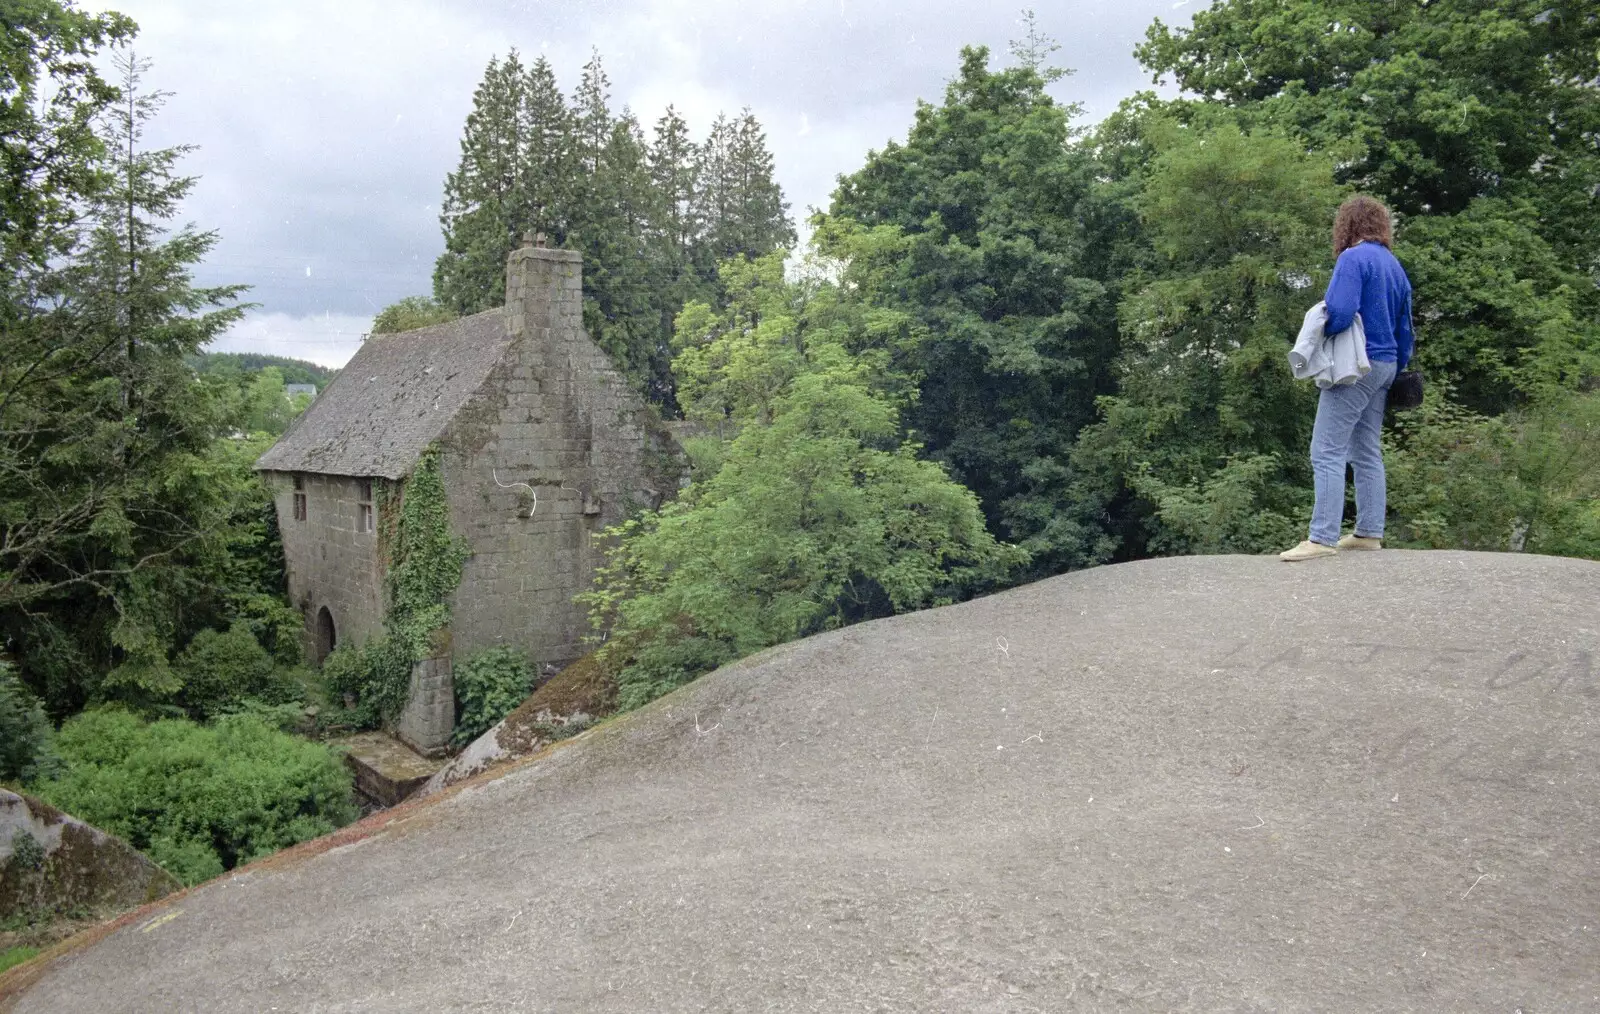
[1396,289,1415,370]
[1324,250,1360,335]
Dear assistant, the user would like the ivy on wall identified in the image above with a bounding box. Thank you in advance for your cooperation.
[323,448,468,727]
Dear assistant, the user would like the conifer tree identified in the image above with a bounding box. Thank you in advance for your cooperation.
[433,52,529,314]
[730,111,794,256]
[647,105,699,276]
[694,109,794,272]
[517,56,573,241]
[431,50,792,409]
[3,47,249,708]
[570,50,613,180]
[692,113,739,271]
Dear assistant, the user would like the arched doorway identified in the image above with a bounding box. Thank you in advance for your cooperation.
[315,606,337,665]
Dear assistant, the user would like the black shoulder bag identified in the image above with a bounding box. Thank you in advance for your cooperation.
[1390,369,1424,411]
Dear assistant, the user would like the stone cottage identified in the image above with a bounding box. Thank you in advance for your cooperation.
[255,243,677,754]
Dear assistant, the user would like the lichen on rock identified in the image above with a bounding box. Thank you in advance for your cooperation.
[0,789,181,922]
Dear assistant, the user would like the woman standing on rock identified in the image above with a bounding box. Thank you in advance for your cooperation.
[1280,196,1415,562]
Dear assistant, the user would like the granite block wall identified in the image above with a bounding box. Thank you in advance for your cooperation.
[268,472,386,662]
[440,246,679,674]
[395,657,454,756]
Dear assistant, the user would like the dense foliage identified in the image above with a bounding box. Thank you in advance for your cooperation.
[370,295,455,335]
[0,5,344,889]
[1138,0,1600,415]
[451,647,534,746]
[192,352,335,388]
[32,708,356,885]
[0,35,283,719]
[417,49,793,406]
[322,449,467,728]
[0,664,58,783]
[1094,0,1600,552]
[815,50,1124,576]
[582,254,1025,708]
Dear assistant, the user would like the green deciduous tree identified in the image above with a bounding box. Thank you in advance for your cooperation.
[1073,122,1342,556]
[584,253,1022,710]
[239,366,310,435]
[816,45,1121,574]
[1137,0,1600,413]
[1387,389,1600,558]
[370,295,455,335]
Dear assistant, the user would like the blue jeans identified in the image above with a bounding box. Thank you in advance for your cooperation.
[1308,360,1397,546]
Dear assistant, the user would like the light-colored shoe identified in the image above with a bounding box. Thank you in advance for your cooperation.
[1337,534,1383,551]
[1279,540,1339,562]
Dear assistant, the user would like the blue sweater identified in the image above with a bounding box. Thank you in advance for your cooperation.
[1324,241,1414,367]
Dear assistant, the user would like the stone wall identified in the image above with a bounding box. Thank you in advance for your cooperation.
[268,471,386,660]
[394,656,454,756]
[438,246,679,673]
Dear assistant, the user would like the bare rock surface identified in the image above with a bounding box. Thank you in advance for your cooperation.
[0,791,180,921]
[8,551,1600,1013]
[420,649,612,796]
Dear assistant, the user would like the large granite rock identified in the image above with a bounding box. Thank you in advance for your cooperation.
[8,552,1599,1012]
[419,648,614,796]
[0,791,179,921]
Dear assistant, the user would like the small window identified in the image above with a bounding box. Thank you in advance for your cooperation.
[357,478,374,534]
[292,475,307,522]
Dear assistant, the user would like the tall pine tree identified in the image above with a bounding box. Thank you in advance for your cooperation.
[433,52,529,314]
[430,51,794,410]
[434,51,571,314]
[693,109,794,275]
[3,47,250,710]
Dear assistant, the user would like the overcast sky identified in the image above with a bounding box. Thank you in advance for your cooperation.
[90,0,1195,367]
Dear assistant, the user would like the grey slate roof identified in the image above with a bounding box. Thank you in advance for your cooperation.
[254,309,512,479]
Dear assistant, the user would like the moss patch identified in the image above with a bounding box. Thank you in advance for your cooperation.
[0,948,36,975]
[493,648,623,756]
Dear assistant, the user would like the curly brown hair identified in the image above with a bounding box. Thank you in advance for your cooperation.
[1332,195,1393,259]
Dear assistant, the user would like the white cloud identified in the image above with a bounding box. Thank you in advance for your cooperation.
[89,0,1190,319]
[208,311,374,368]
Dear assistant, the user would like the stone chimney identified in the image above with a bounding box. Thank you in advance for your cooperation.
[505,242,582,351]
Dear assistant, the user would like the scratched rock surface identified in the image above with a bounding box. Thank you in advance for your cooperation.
[8,551,1599,1013]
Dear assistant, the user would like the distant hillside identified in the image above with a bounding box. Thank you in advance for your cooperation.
[192,352,338,388]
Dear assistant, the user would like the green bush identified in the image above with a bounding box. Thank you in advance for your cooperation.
[32,708,358,885]
[1387,390,1600,559]
[370,295,456,335]
[320,636,413,729]
[0,946,39,975]
[0,664,59,784]
[614,637,736,714]
[452,648,533,746]
[173,622,299,719]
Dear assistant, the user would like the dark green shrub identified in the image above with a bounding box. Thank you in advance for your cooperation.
[0,665,59,784]
[33,708,358,885]
[452,648,533,746]
[320,636,413,729]
[173,622,298,719]
[0,947,39,975]
[1388,390,1600,559]
[614,636,737,713]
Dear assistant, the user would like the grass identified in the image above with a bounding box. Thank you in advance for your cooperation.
[0,947,39,974]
